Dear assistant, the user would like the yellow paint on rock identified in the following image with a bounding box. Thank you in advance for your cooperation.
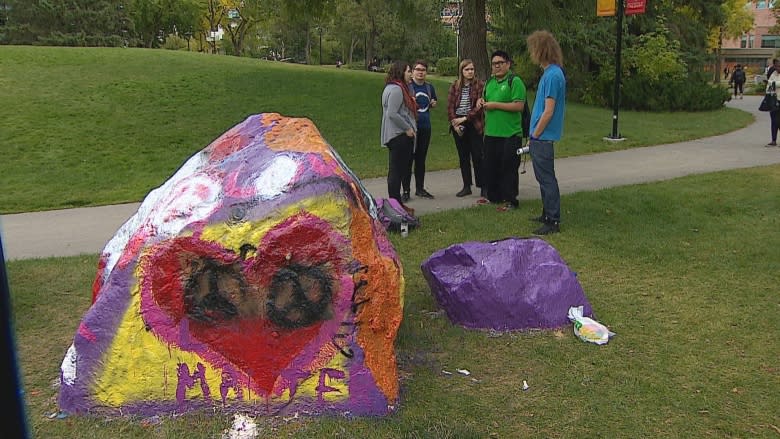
[93,282,224,405]
[200,194,351,253]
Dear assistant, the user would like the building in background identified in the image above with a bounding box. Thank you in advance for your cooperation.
[722,1,778,78]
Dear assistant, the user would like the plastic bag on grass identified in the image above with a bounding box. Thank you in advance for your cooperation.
[567,306,615,345]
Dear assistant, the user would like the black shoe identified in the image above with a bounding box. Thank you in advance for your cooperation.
[415,189,434,199]
[533,221,560,235]
[401,191,410,203]
[456,187,472,197]
[529,213,546,223]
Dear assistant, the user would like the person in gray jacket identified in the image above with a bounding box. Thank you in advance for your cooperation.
[381,60,417,204]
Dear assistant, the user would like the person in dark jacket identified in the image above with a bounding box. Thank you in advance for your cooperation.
[729,64,746,99]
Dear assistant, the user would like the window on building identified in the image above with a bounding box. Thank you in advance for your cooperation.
[757,0,768,9]
[762,35,780,48]
[750,35,755,48]
[741,35,748,48]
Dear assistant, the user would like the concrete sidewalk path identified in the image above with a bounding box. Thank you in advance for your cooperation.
[3,96,779,260]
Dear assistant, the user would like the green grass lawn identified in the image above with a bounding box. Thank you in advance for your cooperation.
[0,46,753,214]
[9,165,779,438]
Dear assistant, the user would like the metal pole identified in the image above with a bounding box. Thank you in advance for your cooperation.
[610,0,625,139]
[319,28,323,65]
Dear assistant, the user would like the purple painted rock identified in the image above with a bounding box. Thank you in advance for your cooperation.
[58,114,403,417]
[421,237,592,330]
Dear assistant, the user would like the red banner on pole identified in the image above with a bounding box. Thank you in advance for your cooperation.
[625,0,646,15]
[597,0,616,16]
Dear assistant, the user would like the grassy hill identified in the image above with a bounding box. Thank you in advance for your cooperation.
[0,46,752,213]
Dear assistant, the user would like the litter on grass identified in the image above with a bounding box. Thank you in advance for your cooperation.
[222,413,259,439]
[567,306,615,345]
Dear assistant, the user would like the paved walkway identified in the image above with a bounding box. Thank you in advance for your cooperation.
[2,96,779,260]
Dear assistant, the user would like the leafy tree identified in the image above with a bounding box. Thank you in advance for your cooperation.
[4,0,132,46]
[220,0,268,56]
[711,0,754,82]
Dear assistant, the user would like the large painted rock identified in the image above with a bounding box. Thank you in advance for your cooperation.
[59,114,403,417]
[421,237,592,330]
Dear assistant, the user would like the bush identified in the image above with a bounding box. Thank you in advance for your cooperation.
[617,72,730,111]
[163,34,188,51]
[344,62,367,71]
[435,57,458,76]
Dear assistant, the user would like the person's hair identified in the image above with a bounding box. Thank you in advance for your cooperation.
[413,59,428,70]
[527,30,563,66]
[455,59,475,90]
[386,60,409,83]
[490,50,511,65]
[773,59,779,64]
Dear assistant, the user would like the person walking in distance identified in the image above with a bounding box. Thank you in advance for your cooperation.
[476,50,526,212]
[402,60,437,201]
[765,59,780,147]
[729,64,746,100]
[526,30,566,235]
[447,59,485,198]
[380,61,417,205]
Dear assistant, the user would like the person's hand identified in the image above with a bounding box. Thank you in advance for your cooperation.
[476,98,485,109]
[430,99,437,108]
[405,128,415,137]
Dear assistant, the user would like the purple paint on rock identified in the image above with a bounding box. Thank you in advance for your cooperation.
[421,237,593,330]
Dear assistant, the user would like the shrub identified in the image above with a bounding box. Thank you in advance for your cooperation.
[618,72,730,111]
[580,23,728,111]
[345,62,367,71]
[163,34,188,51]
[435,57,458,76]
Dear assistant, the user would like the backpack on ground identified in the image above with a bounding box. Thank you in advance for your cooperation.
[375,198,420,233]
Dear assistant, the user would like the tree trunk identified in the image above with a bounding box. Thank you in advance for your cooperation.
[714,27,723,84]
[460,0,488,80]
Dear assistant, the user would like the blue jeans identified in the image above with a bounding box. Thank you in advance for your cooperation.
[530,139,560,222]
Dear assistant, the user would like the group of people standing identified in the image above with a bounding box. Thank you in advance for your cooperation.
[380,30,566,235]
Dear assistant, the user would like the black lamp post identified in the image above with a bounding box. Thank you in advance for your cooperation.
[318,27,323,65]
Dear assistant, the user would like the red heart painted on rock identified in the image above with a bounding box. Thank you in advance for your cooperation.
[143,213,349,395]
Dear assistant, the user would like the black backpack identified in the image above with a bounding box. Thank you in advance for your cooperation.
[734,69,746,83]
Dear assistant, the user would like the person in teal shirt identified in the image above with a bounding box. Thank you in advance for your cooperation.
[526,30,566,235]
[476,50,526,211]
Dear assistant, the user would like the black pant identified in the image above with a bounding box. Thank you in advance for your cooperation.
[734,81,744,96]
[451,122,484,189]
[387,133,414,203]
[771,111,779,142]
[403,126,431,193]
[483,135,521,205]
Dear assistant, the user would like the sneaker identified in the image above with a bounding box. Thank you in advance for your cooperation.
[401,191,410,203]
[496,202,517,212]
[476,198,490,205]
[456,187,472,197]
[766,142,778,147]
[415,189,434,199]
[533,222,560,235]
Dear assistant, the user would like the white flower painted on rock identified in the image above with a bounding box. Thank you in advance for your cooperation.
[254,155,298,200]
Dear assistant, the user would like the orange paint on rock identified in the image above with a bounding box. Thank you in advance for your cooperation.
[347,207,402,402]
